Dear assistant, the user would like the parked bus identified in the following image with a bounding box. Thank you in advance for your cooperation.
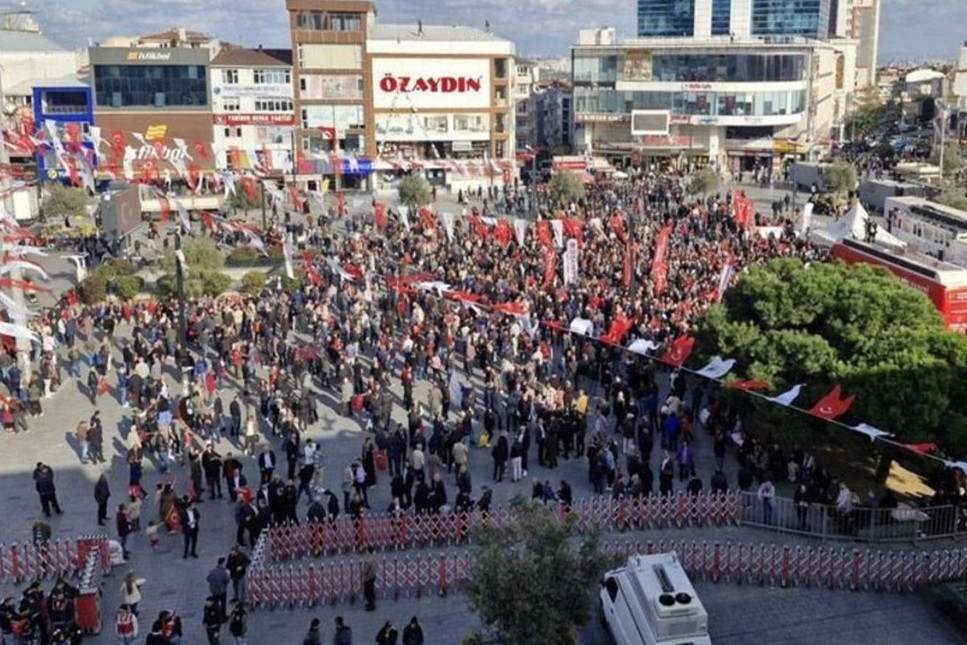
[832,237,967,332]
[858,179,924,214]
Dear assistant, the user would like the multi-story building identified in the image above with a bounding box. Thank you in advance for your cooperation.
[209,48,294,177]
[88,29,224,179]
[0,12,91,179]
[534,81,574,153]
[286,0,516,191]
[515,59,539,151]
[953,43,967,139]
[830,0,881,89]
[576,0,880,172]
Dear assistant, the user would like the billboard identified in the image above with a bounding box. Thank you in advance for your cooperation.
[303,105,365,132]
[630,110,670,135]
[93,112,215,170]
[371,57,491,110]
[623,49,653,82]
[300,75,362,101]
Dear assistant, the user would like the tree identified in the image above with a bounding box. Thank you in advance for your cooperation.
[548,170,586,205]
[397,174,432,210]
[930,142,966,178]
[695,258,967,473]
[229,187,259,213]
[240,270,267,295]
[686,169,720,197]
[156,238,232,298]
[823,161,858,199]
[467,500,615,645]
[42,183,88,219]
[935,186,967,211]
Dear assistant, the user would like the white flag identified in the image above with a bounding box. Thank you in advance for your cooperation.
[0,260,49,281]
[448,372,463,410]
[0,321,39,343]
[514,219,528,247]
[5,245,47,258]
[767,384,803,407]
[442,212,455,241]
[799,202,814,238]
[283,235,295,280]
[175,200,191,232]
[86,125,104,153]
[562,238,579,285]
[696,356,736,380]
[852,423,892,443]
[716,264,734,303]
[627,339,659,356]
[0,292,36,319]
[550,220,564,248]
[172,138,193,161]
[398,206,410,231]
[569,317,593,337]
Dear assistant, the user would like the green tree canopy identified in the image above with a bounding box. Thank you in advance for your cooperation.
[686,168,720,197]
[695,258,967,454]
[43,183,88,219]
[548,170,586,205]
[397,174,432,210]
[935,187,967,211]
[157,238,231,298]
[467,501,614,645]
[824,161,858,198]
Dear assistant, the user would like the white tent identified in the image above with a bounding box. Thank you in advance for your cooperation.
[810,202,906,249]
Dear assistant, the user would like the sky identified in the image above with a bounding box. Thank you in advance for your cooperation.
[18,0,967,62]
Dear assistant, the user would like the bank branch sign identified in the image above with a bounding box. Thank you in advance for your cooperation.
[371,57,491,110]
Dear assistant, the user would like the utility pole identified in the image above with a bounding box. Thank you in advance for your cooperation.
[173,231,188,353]
[260,180,267,230]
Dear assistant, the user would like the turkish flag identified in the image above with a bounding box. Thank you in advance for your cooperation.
[536,220,552,248]
[727,379,772,392]
[192,140,210,159]
[374,202,387,229]
[807,385,855,420]
[240,176,257,203]
[543,249,557,291]
[661,335,695,368]
[157,195,171,223]
[419,207,435,230]
[0,278,48,293]
[901,443,937,456]
[469,216,488,240]
[288,185,304,212]
[492,301,526,316]
[563,217,584,245]
[610,215,627,244]
[494,218,513,246]
[600,315,634,346]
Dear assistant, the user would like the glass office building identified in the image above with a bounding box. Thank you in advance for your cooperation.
[93,64,209,108]
[638,0,695,37]
[751,0,831,39]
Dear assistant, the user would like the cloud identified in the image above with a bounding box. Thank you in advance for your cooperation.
[24,0,967,62]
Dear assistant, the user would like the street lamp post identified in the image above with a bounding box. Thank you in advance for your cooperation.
[173,231,188,353]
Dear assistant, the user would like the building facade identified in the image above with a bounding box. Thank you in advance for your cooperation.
[515,59,539,151]
[209,48,294,177]
[286,0,516,191]
[572,27,842,171]
[638,0,834,40]
[89,41,218,178]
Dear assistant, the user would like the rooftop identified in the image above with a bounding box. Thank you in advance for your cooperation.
[139,27,214,42]
[369,23,508,43]
[211,47,292,67]
[0,29,66,53]
[7,74,88,96]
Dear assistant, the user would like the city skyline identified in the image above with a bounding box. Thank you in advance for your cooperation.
[14,0,967,63]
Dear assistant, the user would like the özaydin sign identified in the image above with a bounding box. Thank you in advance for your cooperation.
[371,57,491,110]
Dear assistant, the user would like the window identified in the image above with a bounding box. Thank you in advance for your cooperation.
[253,68,291,85]
[254,98,293,112]
[638,0,695,37]
[222,69,239,84]
[296,10,362,32]
[94,64,209,108]
[222,97,241,112]
[223,127,242,138]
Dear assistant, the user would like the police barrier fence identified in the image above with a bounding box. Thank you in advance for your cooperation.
[262,491,742,562]
[246,538,967,610]
[0,536,110,584]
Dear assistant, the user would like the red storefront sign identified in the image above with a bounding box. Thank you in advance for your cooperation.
[212,114,295,126]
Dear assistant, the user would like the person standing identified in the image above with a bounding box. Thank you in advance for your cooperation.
[116,504,133,560]
[120,572,145,615]
[363,547,377,612]
[75,419,90,463]
[228,601,247,645]
[202,596,221,645]
[206,558,230,622]
[491,432,508,483]
[402,616,424,645]
[226,546,250,603]
[332,616,352,645]
[94,473,110,526]
[88,412,105,463]
[302,618,322,645]
[114,604,139,645]
[32,462,63,517]
[376,621,398,645]
[181,499,200,559]
[257,445,276,485]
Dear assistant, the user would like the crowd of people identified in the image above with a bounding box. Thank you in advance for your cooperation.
[3,169,836,644]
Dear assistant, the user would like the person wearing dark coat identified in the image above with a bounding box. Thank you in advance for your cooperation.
[491,433,508,482]
[94,473,111,526]
[402,616,425,645]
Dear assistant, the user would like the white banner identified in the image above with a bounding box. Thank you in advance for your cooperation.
[562,238,579,285]
[799,201,814,238]
[283,234,295,280]
[398,206,410,231]
[550,220,564,248]
[514,219,528,247]
[442,212,455,241]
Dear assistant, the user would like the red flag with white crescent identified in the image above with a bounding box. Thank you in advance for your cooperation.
[807,385,856,421]
[660,335,695,367]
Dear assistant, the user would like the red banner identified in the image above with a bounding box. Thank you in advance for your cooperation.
[536,221,552,248]
[651,223,672,295]
[732,190,755,228]
[543,249,558,291]
[661,335,695,367]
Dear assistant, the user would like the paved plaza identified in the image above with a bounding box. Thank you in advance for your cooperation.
[0,220,960,645]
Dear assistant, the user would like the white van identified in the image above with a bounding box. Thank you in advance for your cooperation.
[599,553,711,645]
